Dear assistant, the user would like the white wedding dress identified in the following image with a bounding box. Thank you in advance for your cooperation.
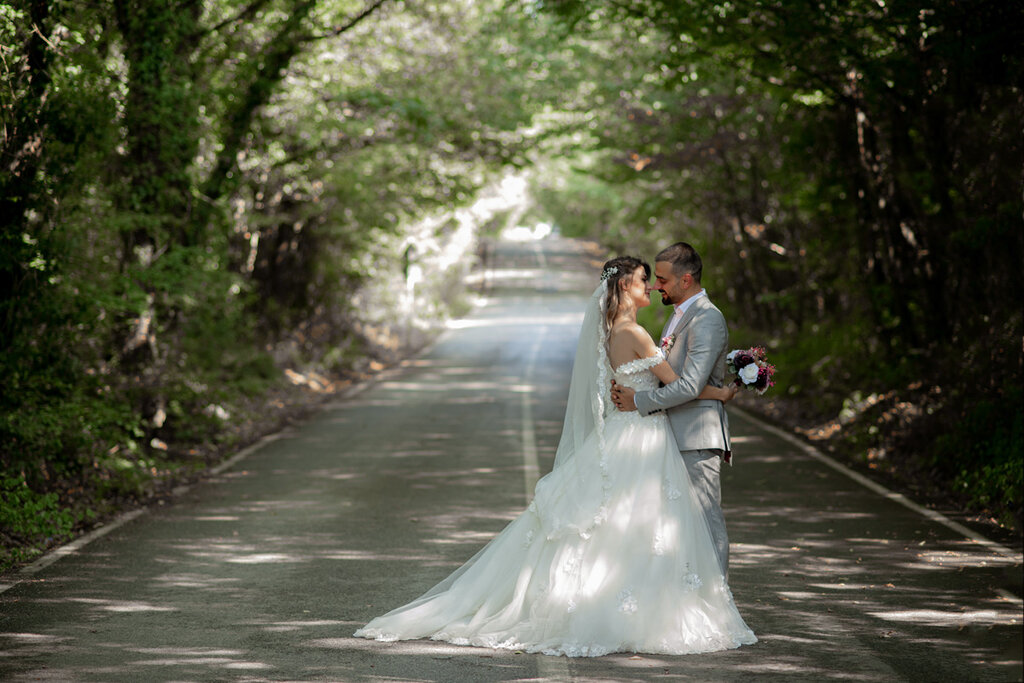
[353,290,757,657]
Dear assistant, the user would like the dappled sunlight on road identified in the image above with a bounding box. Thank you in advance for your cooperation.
[154,573,242,588]
[1,237,1018,682]
[722,410,1022,680]
[423,530,503,545]
[911,545,1019,570]
[65,597,178,613]
[127,645,272,670]
[379,380,537,394]
[868,607,1020,627]
[256,619,348,632]
[446,310,584,329]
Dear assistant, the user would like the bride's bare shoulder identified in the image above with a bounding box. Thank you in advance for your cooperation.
[608,320,653,344]
[608,321,657,367]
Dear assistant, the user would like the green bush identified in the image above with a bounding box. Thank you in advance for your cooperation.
[0,474,76,571]
[933,386,1024,527]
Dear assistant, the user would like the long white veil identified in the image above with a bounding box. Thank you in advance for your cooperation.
[551,280,612,472]
[357,279,616,608]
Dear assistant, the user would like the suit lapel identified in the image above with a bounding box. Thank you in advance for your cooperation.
[669,295,705,337]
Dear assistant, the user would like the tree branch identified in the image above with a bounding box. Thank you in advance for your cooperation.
[306,0,391,41]
[196,0,274,39]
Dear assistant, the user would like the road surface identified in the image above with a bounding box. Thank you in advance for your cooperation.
[1,235,1020,682]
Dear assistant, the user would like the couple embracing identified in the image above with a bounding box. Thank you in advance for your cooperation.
[354,241,757,656]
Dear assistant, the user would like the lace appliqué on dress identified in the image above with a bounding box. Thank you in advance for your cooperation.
[652,531,665,556]
[618,588,638,614]
[683,573,703,592]
[608,352,665,426]
[611,351,664,378]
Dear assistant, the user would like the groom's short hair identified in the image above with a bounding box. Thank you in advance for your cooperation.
[656,242,702,282]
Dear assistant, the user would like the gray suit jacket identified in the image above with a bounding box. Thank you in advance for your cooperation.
[634,296,732,456]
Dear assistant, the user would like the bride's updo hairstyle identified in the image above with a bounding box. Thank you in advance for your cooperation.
[600,255,650,330]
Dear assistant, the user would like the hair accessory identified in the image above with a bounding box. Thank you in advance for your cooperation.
[600,266,619,282]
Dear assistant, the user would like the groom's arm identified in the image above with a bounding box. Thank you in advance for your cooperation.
[633,311,726,416]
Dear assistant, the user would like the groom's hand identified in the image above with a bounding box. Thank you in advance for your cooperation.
[610,380,637,412]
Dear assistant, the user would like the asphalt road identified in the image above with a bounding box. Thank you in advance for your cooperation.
[1,236,1020,682]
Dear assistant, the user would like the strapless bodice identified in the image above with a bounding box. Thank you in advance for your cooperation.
[611,353,663,392]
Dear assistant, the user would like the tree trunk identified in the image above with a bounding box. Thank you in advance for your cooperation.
[113,0,202,263]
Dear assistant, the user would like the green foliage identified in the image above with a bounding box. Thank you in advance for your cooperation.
[0,474,75,571]
[533,0,1022,529]
[1,0,598,567]
[532,169,628,244]
[933,388,1024,527]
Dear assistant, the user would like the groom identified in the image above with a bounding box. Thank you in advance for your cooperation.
[610,241,733,576]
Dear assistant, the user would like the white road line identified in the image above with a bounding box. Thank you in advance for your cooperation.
[521,329,545,501]
[532,240,548,270]
[0,430,286,596]
[732,406,1021,563]
[1,508,147,594]
[520,325,572,681]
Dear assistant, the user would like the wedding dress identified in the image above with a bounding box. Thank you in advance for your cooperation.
[353,281,756,657]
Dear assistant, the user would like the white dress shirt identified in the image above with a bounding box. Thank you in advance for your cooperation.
[661,288,707,339]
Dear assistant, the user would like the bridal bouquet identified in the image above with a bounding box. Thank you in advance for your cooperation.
[726,346,776,395]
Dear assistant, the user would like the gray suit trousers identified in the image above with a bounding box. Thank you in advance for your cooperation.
[681,448,729,577]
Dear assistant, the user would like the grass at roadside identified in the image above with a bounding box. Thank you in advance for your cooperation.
[0,320,427,574]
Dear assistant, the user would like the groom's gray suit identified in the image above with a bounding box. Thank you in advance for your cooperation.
[633,295,732,576]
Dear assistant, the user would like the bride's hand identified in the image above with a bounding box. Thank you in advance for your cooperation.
[610,380,637,412]
[701,382,739,403]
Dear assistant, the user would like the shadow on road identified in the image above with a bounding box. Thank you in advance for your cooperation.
[0,236,1020,682]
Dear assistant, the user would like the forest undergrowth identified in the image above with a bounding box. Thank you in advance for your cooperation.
[728,318,1023,546]
[0,316,416,573]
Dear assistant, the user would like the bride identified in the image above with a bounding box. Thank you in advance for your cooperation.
[353,256,757,657]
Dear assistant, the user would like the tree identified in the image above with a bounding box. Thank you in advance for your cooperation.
[544,0,1024,349]
[537,0,1023,526]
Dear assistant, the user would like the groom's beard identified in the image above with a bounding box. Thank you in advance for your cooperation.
[659,291,672,305]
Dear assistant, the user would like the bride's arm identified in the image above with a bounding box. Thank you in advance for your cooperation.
[645,339,738,404]
[612,324,738,410]
[699,383,740,403]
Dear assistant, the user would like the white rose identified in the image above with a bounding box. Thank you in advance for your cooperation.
[739,363,760,385]
[726,350,738,363]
